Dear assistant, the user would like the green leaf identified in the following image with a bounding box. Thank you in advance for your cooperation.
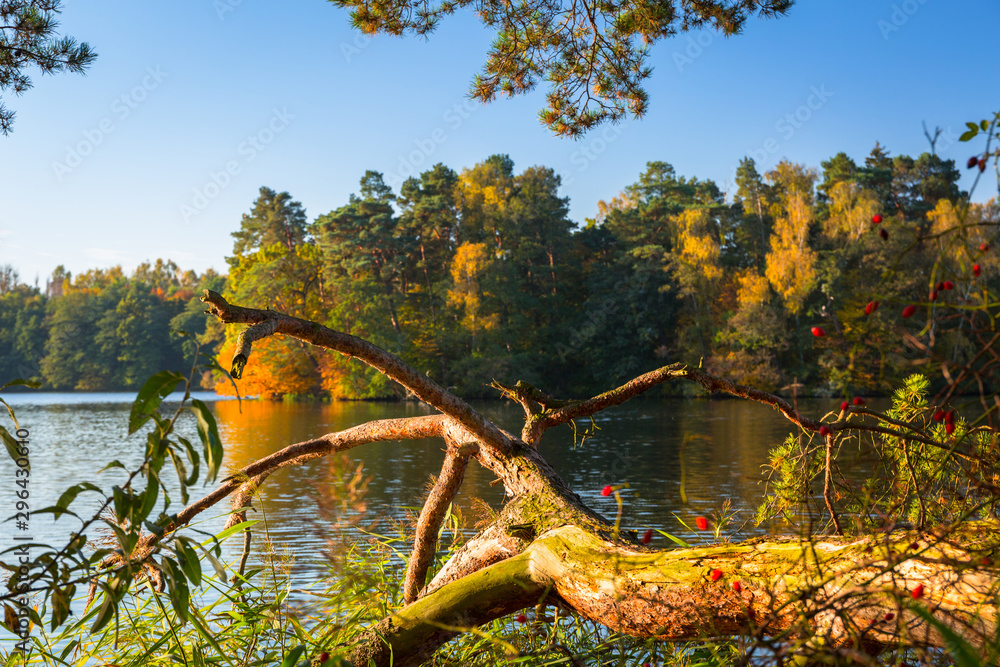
[280,646,307,667]
[161,557,190,624]
[654,529,691,548]
[0,378,41,392]
[189,399,224,482]
[176,435,201,471]
[0,425,27,469]
[167,448,192,505]
[209,519,260,543]
[53,482,102,520]
[128,370,185,435]
[199,544,228,581]
[0,398,19,432]
[960,129,978,142]
[175,538,203,588]
[981,119,990,131]
[58,639,80,661]
[139,471,160,520]
[90,583,118,634]
[103,519,137,555]
[188,606,231,663]
[51,586,71,629]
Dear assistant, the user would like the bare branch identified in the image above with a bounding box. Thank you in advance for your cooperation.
[404,441,475,603]
[202,289,512,453]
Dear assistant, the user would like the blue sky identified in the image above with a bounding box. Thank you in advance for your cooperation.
[1,0,998,285]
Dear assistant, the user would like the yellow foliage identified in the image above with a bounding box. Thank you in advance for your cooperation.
[825,181,878,241]
[675,208,722,283]
[457,164,513,219]
[595,190,639,224]
[736,270,770,307]
[765,191,817,315]
[447,242,498,336]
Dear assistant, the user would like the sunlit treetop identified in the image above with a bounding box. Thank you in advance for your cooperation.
[328,0,793,136]
[0,1,96,135]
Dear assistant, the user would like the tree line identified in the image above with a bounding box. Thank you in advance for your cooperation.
[3,147,996,398]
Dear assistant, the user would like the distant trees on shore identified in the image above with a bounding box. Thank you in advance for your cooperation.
[3,147,995,399]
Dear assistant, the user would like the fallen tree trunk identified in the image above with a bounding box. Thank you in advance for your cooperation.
[192,290,1000,666]
[351,525,999,667]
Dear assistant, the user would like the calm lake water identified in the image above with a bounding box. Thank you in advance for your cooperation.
[0,391,857,610]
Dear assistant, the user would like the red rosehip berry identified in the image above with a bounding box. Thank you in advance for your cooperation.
[879,228,889,241]
[841,401,850,411]
[980,158,988,172]
[696,516,709,531]
[319,652,330,664]
[929,290,938,301]
[872,214,883,224]
[865,300,879,315]
[902,305,917,318]
[943,280,955,290]
[982,557,991,566]
[968,156,980,169]
[819,426,831,436]
[936,281,945,291]
[933,410,945,421]
[884,612,895,621]
[981,242,990,252]
[642,529,653,544]
[853,397,866,406]
[710,568,723,582]
[516,613,527,623]
[912,584,925,599]
[601,485,613,497]
[946,410,955,424]
[732,581,742,593]
[946,422,956,435]
[973,264,981,277]
[811,326,826,337]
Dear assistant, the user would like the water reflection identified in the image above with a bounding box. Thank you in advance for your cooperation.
[2,395,859,592]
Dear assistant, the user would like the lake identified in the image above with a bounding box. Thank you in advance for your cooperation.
[0,391,851,598]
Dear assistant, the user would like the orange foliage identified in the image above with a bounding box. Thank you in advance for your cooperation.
[215,336,319,399]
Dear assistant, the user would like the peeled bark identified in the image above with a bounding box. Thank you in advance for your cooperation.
[194,291,1000,665]
[352,525,999,666]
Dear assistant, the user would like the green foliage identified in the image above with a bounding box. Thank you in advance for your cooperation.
[0,347,230,654]
[0,1,96,134]
[758,374,1000,534]
[328,0,791,135]
[0,263,224,392]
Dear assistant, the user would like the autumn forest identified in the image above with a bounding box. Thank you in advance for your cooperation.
[2,147,995,400]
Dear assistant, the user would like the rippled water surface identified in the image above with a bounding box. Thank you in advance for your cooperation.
[2,392,861,604]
